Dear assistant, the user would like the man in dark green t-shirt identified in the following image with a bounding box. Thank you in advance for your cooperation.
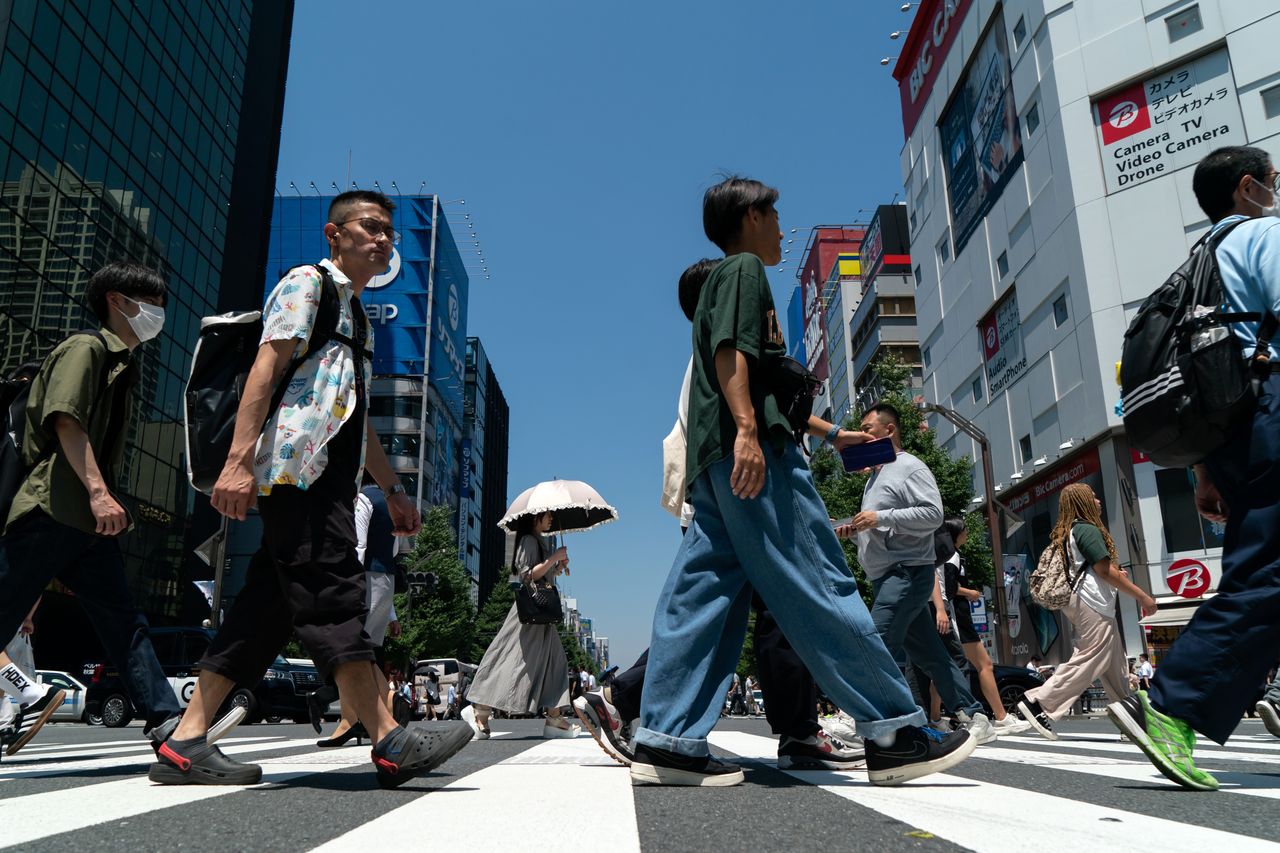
[630,176,974,788]
[0,262,185,756]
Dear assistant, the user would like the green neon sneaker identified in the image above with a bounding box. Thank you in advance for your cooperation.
[1106,691,1219,791]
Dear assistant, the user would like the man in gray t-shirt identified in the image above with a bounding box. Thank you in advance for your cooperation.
[839,403,999,743]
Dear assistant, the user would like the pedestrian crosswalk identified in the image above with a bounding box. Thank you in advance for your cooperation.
[1,722,1278,851]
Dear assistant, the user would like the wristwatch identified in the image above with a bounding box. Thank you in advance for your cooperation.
[386,483,407,497]
[825,424,842,444]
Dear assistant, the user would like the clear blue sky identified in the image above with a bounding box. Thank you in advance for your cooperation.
[276,1,916,665]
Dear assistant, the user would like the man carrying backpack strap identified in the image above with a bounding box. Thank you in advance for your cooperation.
[153,190,473,789]
[0,262,183,755]
[1109,146,1280,792]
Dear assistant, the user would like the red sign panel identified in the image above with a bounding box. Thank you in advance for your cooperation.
[892,0,976,139]
[1005,449,1102,514]
[1097,82,1152,145]
[1165,558,1211,599]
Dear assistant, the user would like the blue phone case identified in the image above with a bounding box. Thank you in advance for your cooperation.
[839,438,897,472]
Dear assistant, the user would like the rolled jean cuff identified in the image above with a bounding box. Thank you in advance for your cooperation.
[849,707,928,742]
[633,726,710,758]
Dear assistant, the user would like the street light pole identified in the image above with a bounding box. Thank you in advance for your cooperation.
[918,402,1015,665]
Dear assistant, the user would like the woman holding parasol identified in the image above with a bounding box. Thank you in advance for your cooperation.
[461,480,616,740]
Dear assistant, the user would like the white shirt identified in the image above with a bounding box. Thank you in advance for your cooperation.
[1070,528,1118,615]
[1138,661,1154,679]
[677,356,695,527]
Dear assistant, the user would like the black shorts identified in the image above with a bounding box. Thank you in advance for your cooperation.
[953,602,981,645]
[200,410,375,684]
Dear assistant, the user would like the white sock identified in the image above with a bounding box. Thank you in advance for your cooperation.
[872,732,898,748]
[0,663,45,705]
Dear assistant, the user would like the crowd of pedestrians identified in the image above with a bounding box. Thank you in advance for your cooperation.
[0,147,1277,801]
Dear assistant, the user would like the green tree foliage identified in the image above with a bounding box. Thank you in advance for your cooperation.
[559,623,597,675]
[382,505,476,666]
[809,354,994,603]
[735,610,757,680]
[468,579,514,663]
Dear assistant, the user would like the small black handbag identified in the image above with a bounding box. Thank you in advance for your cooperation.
[515,579,563,625]
[765,355,822,444]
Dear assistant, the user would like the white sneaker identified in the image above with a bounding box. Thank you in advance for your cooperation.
[992,713,1030,735]
[461,705,489,740]
[543,721,581,739]
[819,710,859,744]
[957,710,998,745]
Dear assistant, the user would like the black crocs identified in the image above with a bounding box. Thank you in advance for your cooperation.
[372,722,473,789]
[148,738,263,786]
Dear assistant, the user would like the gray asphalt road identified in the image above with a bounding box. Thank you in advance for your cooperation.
[2,714,1278,852]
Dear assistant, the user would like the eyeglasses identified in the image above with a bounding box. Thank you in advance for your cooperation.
[336,217,401,245]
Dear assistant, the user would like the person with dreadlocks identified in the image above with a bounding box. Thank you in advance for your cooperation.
[1017,483,1156,740]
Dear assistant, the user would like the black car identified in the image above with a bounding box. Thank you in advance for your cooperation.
[83,626,322,727]
[976,664,1044,716]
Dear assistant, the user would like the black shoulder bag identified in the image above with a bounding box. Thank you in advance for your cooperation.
[514,537,563,625]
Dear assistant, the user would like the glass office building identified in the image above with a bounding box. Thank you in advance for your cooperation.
[0,1,293,666]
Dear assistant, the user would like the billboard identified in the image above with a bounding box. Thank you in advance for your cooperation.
[939,10,1023,255]
[892,0,975,138]
[1093,49,1244,194]
[978,288,1026,397]
[861,205,911,286]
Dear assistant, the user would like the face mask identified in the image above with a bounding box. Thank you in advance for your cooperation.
[1247,176,1280,218]
[118,295,165,342]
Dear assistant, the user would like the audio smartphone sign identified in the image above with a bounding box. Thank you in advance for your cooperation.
[1094,49,1244,194]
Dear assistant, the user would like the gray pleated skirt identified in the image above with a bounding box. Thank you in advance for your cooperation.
[466,601,570,715]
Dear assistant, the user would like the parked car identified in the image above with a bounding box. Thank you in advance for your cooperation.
[978,664,1044,716]
[83,626,324,727]
[35,670,89,723]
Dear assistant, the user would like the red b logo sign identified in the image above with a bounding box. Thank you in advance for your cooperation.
[1165,559,1211,599]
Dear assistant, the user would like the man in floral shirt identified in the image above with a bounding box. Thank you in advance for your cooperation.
[151,191,472,789]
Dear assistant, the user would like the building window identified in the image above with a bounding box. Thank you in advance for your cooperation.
[922,347,932,369]
[997,251,1009,278]
[1053,294,1069,327]
[937,230,951,265]
[1165,6,1203,42]
[1155,468,1225,551]
[1013,16,1027,48]
[972,377,983,404]
[913,264,923,287]
[1019,434,1033,464]
[1025,101,1040,134]
[1263,84,1280,120]
[910,210,918,232]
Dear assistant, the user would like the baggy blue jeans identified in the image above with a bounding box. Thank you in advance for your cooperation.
[870,564,982,718]
[635,444,925,757]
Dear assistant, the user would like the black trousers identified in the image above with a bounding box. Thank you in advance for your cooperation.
[609,593,820,739]
[200,462,374,685]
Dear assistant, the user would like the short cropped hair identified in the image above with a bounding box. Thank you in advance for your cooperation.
[84,261,167,324]
[1192,146,1272,222]
[677,258,720,322]
[866,401,901,428]
[702,176,779,252]
[328,190,396,225]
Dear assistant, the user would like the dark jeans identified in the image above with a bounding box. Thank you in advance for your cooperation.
[871,563,982,718]
[0,509,180,728]
[608,596,820,740]
[1150,373,1280,744]
[912,601,970,715]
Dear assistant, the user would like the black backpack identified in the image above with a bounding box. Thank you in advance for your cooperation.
[1120,221,1277,468]
[0,331,112,524]
[183,265,368,494]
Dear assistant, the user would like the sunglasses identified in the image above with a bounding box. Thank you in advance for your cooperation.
[336,217,401,245]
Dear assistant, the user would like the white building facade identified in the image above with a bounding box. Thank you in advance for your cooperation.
[894,0,1280,664]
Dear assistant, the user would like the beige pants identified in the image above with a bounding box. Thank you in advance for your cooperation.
[1023,594,1129,720]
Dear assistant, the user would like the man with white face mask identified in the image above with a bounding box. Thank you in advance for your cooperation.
[0,261,199,756]
[1109,146,1280,791]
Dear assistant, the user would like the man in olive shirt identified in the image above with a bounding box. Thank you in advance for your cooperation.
[631,177,974,788]
[0,261,181,753]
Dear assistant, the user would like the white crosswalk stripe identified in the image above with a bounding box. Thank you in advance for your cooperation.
[707,731,1280,852]
[0,724,1277,851]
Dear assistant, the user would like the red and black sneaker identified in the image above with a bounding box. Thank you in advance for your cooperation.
[148,737,263,786]
[573,690,634,766]
[372,722,474,789]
